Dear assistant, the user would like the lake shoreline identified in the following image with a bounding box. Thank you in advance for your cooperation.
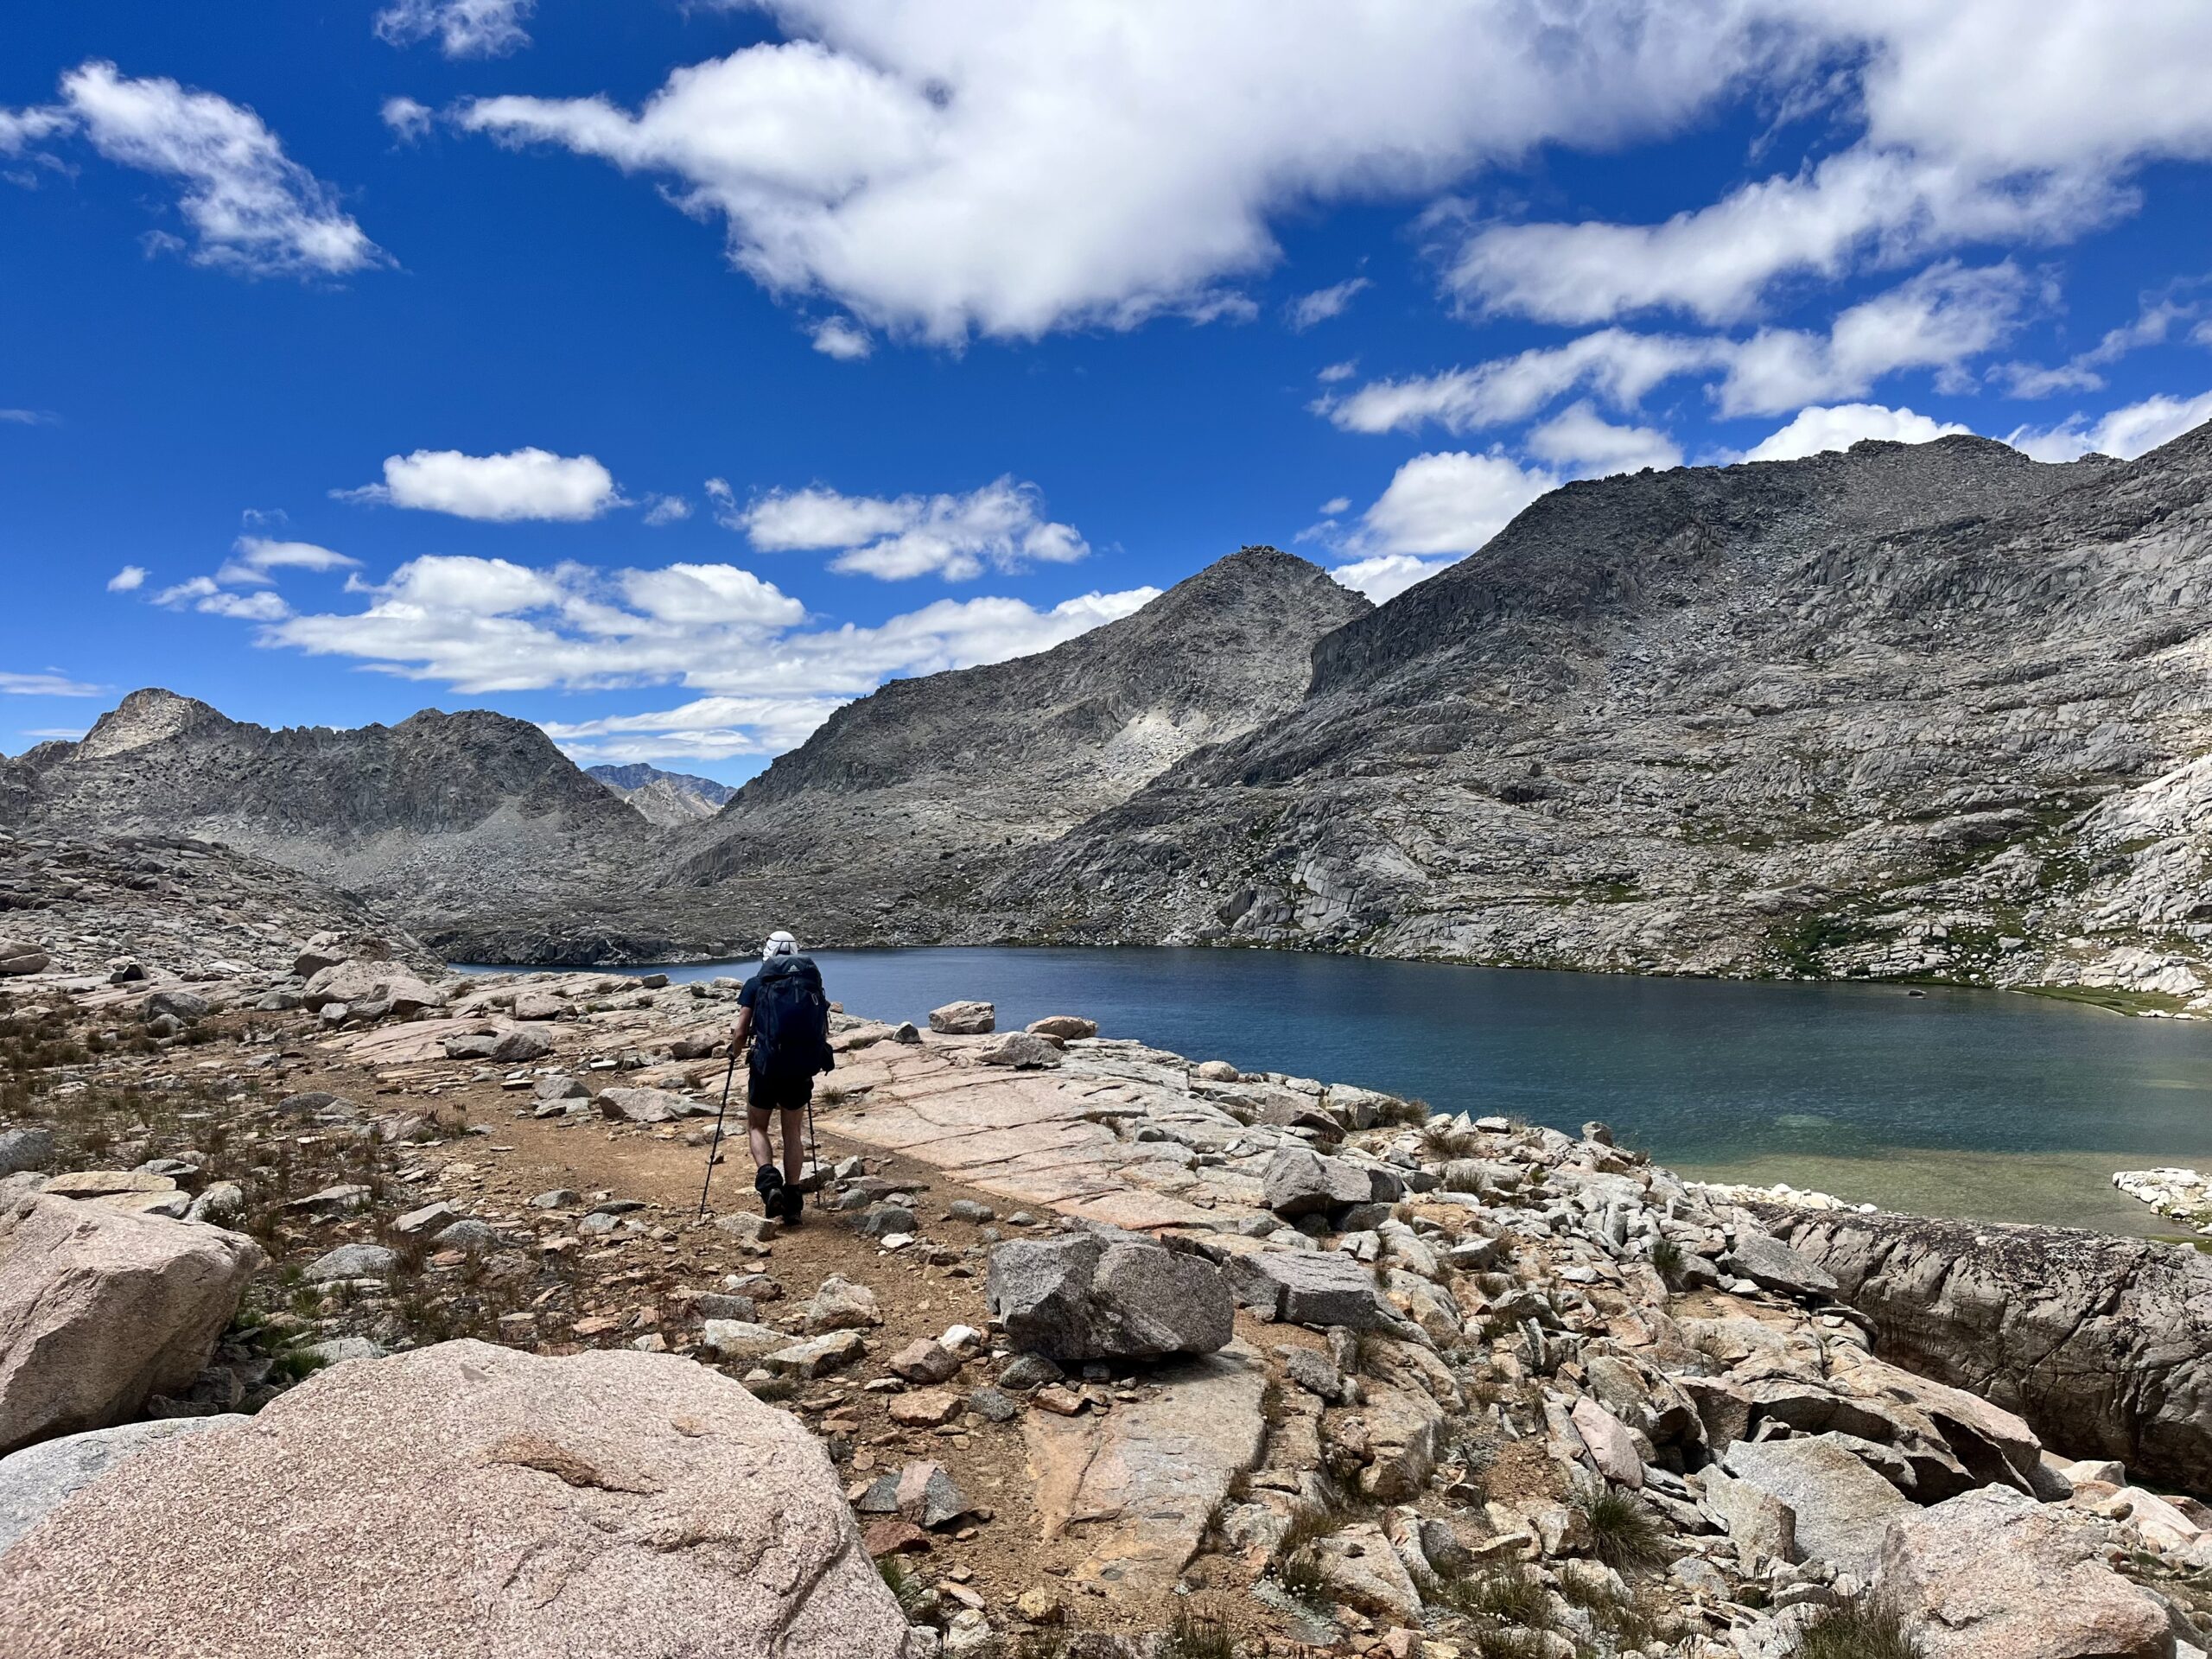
[462,944,2212,1238]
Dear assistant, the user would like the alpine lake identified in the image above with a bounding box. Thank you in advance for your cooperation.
[594,946,2212,1239]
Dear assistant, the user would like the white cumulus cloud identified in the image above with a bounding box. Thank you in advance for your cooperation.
[1526,403,1683,477]
[375,0,533,59]
[734,477,1088,582]
[214,537,359,586]
[1327,449,1559,601]
[338,447,623,522]
[2007,390,2212,462]
[1743,403,1972,462]
[105,565,148,593]
[455,3,1774,344]
[2,61,385,278]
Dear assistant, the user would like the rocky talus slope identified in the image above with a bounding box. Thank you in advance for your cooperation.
[989,424,2212,1008]
[1,930,2209,1656]
[662,545,1372,947]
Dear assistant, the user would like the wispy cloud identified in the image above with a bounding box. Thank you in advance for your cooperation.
[374,0,533,60]
[2,61,385,279]
[0,671,108,697]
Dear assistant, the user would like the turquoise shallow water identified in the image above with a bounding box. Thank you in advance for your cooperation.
[593,947,2212,1235]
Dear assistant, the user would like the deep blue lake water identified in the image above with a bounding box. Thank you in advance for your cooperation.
[596,947,2212,1234]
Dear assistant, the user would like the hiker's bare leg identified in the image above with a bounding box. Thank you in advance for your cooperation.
[780,1105,805,1185]
[747,1109,775,1171]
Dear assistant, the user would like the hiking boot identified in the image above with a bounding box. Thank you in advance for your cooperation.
[777,1182,804,1226]
[753,1164,785,1216]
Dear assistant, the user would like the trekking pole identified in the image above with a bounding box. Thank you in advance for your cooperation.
[805,1090,821,1212]
[696,1045,740,1223]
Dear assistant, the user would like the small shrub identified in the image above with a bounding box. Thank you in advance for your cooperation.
[1793,1599,1923,1659]
[1649,1237,1683,1281]
[1161,1608,1235,1659]
[1574,1485,1669,1573]
[1437,1569,1553,1627]
[876,1555,927,1618]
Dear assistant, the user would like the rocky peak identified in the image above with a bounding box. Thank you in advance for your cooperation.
[73,689,235,764]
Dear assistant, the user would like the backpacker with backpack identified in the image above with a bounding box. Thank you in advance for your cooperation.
[749,954,835,1084]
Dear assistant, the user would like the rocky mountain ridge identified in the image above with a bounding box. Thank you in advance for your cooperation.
[15,423,2212,1003]
[988,424,2212,1011]
[0,691,667,961]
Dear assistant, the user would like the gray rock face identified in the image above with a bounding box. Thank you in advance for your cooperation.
[0,1414,245,1554]
[1262,1147,1374,1219]
[1878,1485,2176,1659]
[0,1195,264,1456]
[1770,1207,2212,1491]
[0,1340,910,1658]
[0,940,50,976]
[987,1233,1233,1365]
[1719,1434,1915,1580]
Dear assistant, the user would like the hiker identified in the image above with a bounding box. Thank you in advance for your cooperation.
[729,930,835,1224]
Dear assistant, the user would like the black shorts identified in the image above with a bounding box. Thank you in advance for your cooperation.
[747,1069,813,1114]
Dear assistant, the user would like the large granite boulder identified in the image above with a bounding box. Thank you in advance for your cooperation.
[1262,1147,1374,1219]
[300,960,447,1014]
[0,940,49,976]
[1770,1209,2212,1491]
[0,1195,264,1456]
[1719,1434,1915,1580]
[987,1232,1232,1365]
[1222,1247,1408,1334]
[928,1000,995,1035]
[0,1340,910,1658]
[1878,1485,2176,1659]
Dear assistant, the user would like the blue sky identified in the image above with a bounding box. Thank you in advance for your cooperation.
[4,3,2210,780]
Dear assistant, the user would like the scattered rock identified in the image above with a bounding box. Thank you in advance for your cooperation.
[1223,1249,1403,1333]
[303,1243,398,1283]
[1721,1230,1840,1300]
[0,941,52,976]
[889,1339,963,1384]
[896,1459,971,1529]
[804,1274,884,1333]
[765,1331,866,1379]
[889,1389,963,1428]
[1262,1147,1374,1218]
